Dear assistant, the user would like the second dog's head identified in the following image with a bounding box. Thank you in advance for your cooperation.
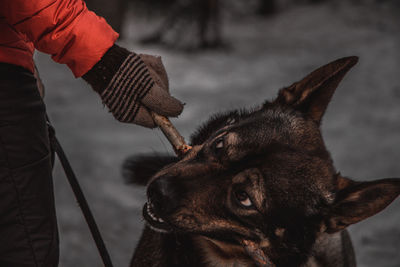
[124,57,400,266]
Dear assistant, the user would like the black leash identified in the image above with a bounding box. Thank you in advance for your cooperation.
[47,119,114,267]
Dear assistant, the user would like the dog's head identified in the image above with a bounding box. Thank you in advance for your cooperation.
[124,57,400,266]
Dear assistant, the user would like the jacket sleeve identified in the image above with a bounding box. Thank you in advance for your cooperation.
[0,0,119,77]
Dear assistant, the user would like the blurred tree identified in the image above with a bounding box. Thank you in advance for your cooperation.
[85,0,127,36]
[257,0,277,16]
[140,0,223,49]
[198,0,222,48]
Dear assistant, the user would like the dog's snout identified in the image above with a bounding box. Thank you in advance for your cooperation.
[147,176,180,216]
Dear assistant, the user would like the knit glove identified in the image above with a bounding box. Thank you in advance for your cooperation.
[82,44,183,128]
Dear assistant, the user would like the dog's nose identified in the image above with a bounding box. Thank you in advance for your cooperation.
[147,176,179,216]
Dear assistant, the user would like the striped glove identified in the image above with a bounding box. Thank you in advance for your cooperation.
[83,44,183,128]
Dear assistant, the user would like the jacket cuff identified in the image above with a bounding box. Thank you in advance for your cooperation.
[82,44,130,93]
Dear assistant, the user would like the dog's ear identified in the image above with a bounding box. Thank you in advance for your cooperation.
[325,176,400,233]
[274,56,358,124]
[122,154,177,185]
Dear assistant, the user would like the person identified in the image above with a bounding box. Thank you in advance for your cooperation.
[0,0,184,266]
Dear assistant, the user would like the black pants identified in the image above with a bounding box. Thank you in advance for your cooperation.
[0,64,59,267]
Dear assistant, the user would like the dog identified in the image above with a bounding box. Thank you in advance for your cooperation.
[123,56,400,267]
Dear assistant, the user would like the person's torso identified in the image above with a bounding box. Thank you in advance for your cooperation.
[0,17,35,73]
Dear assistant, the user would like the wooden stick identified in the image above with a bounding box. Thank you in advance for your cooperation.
[151,112,192,157]
[242,240,275,267]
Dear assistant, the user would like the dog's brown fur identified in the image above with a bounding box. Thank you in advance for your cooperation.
[124,57,400,267]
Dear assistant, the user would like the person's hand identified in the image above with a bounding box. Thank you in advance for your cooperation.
[82,45,184,128]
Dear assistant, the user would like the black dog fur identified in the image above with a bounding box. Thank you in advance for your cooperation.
[123,57,400,267]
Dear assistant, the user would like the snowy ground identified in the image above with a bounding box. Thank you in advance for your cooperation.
[35,2,400,266]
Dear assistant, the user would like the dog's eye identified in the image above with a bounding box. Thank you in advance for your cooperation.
[213,137,224,150]
[235,190,253,208]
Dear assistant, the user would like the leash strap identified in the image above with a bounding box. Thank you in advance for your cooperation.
[47,120,114,267]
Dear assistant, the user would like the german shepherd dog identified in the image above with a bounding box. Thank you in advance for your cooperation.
[123,57,400,267]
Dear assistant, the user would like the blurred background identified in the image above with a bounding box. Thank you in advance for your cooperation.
[34,0,400,266]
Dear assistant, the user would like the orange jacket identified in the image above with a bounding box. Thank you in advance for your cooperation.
[0,0,118,77]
